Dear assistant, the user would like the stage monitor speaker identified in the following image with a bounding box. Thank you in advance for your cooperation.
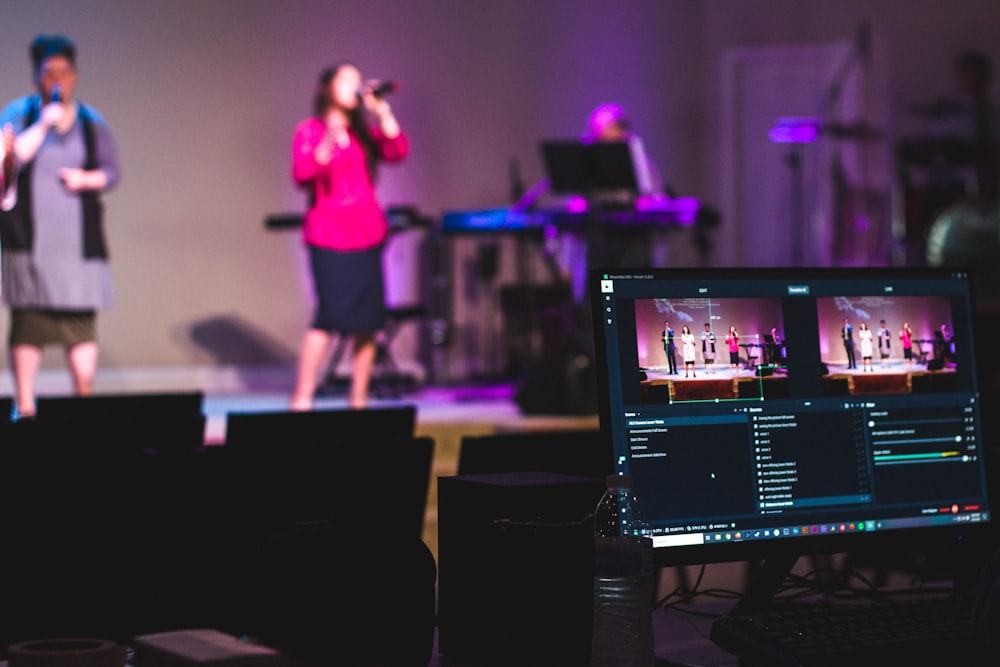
[756,366,775,377]
[928,358,944,371]
[437,472,604,666]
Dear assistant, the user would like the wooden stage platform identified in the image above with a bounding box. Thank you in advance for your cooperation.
[641,373,789,402]
[641,368,958,403]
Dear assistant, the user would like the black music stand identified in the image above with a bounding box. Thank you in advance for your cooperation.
[763,333,777,366]
[509,142,645,414]
[540,140,639,198]
[539,139,644,269]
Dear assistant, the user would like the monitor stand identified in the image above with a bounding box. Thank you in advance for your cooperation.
[735,554,799,613]
[735,541,988,614]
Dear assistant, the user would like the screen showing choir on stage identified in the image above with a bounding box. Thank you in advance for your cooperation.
[590,266,991,569]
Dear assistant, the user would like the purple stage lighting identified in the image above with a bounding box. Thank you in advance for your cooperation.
[769,117,821,144]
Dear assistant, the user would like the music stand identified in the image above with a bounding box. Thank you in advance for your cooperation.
[540,140,640,198]
[539,139,647,270]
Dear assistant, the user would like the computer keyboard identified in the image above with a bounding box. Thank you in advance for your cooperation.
[709,595,978,667]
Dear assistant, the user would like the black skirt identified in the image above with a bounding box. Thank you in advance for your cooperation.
[309,245,386,333]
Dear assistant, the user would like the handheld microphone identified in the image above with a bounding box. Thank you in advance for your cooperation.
[51,84,62,104]
[370,80,400,97]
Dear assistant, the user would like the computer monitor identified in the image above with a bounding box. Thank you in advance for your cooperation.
[589,266,993,604]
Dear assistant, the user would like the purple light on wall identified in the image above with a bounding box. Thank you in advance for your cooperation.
[769,116,821,144]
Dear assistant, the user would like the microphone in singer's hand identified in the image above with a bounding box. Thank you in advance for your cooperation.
[370,80,400,97]
[51,85,62,104]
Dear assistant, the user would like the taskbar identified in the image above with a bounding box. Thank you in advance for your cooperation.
[652,510,989,548]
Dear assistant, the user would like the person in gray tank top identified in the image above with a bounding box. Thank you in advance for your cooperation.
[0,34,121,418]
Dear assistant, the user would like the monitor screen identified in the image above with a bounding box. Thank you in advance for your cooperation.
[589,266,992,573]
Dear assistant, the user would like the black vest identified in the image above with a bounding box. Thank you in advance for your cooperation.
[0,97,108,259]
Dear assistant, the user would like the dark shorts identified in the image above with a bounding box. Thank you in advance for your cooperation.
[10,308,97,347]
[309,244,386,333]
[904,347,913,359]
[729,351,739,364]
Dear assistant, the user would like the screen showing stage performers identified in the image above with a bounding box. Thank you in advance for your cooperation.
[816,295,958,397]
[633,297,788,404]
[625,277,971,406]
[590,267,990,564]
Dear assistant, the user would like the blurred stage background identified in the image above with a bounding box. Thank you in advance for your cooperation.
[1,1,999,405]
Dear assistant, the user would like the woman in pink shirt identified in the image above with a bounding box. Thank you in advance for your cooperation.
[726,326,740,375]
[289,61,409,410]
[900,322,914,368]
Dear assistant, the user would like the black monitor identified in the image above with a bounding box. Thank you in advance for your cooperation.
[540,140,638,195]
[589,266,993,604]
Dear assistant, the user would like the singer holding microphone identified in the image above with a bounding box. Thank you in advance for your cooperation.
[289,61,409,410]
[0,34,121,418]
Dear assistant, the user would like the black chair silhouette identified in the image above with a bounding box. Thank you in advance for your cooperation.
[1,395,207,454]
[0,390,209,454]
[246,439,436,665]
[34,390,204,419]
[207,436,437,665]
[224,405,417,448]
[4,416,206,453]
[0,435,437,664]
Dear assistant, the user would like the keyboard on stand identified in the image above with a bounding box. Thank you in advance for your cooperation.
[709,595,978,667]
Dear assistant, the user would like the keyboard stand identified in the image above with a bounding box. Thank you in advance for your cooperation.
[316,306,425,398]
